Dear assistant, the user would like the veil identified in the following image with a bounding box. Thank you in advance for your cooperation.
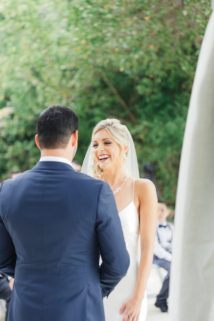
[81,128,140,179]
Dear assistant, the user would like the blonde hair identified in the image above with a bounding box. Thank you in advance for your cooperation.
[92,119,130,178]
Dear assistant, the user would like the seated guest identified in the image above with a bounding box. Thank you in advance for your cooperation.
[0,273,12,320]
[0,180,13,320]
[153,202,174,313]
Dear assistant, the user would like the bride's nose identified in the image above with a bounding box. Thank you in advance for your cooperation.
[98,144,105,152]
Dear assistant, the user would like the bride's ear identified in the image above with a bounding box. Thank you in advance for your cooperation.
[124,144,129,156]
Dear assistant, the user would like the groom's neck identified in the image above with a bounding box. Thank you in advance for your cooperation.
[40,149,73,162]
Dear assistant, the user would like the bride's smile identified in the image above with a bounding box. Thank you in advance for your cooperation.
[92,129,123,170]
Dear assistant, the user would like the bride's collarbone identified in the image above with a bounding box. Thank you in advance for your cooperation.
[114,178,141,214]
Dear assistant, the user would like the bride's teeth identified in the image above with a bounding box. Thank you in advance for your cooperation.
[99,155,109,160]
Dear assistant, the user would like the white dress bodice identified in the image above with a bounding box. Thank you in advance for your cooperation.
[119,201,140,259]
[103,201,148,321]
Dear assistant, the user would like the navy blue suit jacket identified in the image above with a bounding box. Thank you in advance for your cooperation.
[0,161,130,321]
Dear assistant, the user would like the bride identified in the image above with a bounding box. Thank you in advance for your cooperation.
[82,119,157,321]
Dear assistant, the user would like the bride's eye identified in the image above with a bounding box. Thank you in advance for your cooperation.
[93,143,98,148]
[104,141,112,145]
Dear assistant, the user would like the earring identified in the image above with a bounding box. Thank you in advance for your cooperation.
[122,151,127,162]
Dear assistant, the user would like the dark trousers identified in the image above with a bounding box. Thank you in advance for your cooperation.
[153,256,171,303]
[0,275,11,321]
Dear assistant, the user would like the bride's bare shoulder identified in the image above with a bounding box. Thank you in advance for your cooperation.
[134,178,157,200]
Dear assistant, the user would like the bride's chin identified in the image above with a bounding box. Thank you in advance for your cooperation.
[98,160,111,170]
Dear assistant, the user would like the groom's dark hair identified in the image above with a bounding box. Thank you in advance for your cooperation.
[37,105,78,149]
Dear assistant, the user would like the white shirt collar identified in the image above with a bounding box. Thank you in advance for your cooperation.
[40,156,73,167]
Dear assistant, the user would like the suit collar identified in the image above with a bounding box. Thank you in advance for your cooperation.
[33,161,76,172]
[40,156,72,167]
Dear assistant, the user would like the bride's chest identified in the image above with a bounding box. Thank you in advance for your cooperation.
[119,202,140,236]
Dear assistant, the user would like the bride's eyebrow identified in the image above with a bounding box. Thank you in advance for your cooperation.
[92,138,112,143]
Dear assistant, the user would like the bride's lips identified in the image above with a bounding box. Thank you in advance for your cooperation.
[98,154,110,162]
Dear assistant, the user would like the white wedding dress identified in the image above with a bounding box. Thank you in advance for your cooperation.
[103,200,148,321]
[81,130,148,320]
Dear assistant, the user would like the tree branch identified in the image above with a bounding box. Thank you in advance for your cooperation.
[174,0,183,8]
[102,74,136,121]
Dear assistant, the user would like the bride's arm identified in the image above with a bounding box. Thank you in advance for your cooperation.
[120,179,157,321]
[134,179,158,299]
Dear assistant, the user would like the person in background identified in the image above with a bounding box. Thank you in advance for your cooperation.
[0,273,13,320]
[153,202,174,313]
[0,177,14,320]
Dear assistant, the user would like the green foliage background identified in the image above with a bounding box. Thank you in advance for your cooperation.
[0,0,211,205]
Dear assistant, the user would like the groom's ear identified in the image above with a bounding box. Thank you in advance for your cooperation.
[71,130,78,147]
[35,134,41,150]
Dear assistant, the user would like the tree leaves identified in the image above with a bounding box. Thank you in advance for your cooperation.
[0,0,211,204]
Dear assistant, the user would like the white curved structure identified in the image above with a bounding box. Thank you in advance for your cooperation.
[169,2,214,320]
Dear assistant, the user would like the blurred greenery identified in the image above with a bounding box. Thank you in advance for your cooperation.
[0,0,211,205]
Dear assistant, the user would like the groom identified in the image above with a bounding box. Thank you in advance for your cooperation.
[0,105,130,321]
